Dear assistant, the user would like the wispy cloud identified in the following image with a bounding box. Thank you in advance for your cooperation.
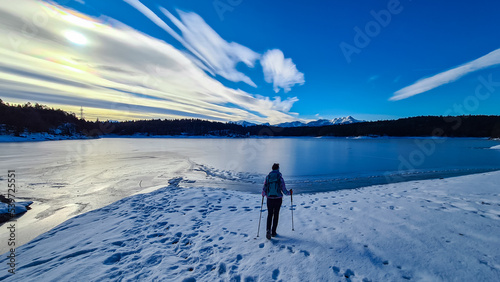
[261,49,305,93]
[161,8,261,87]
[125,0,305,93]
[0,1,299,123]
[391,48,500,101]
[124,0,260,87]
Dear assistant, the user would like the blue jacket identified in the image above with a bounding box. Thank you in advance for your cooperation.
[262,170,290,198]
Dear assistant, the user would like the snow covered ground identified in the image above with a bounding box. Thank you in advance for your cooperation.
[2,171,499,281]
[0,133,88,142]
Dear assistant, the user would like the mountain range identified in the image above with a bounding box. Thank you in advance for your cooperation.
[234,116,364,127]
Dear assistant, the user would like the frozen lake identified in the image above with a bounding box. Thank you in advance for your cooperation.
[3,137,500,192]
[1,137,500,252]
[2,137,500,194]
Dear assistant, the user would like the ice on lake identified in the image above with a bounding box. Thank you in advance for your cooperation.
[0,137,499,252]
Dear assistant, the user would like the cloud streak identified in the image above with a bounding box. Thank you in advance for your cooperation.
[391,48,500,101]
[125,0,260,87]
[161,8,261,87]
[0,1,299,123]
[126,0,304,92]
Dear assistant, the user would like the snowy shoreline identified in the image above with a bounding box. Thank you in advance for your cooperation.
[1,171,499,281]
[1,133,497,143]
[0,133,91,143]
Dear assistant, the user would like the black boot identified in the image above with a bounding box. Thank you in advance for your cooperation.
[266,230,271,240]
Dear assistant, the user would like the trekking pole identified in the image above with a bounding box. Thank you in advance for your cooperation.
[257,196,264,237]
[291,191,295,231]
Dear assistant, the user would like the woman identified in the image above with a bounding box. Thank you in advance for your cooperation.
[262,163,292,239]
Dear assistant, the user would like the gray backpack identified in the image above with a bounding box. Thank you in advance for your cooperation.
[266,172,281,197]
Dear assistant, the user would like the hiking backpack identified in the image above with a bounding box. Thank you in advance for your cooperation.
[266,172,281,197]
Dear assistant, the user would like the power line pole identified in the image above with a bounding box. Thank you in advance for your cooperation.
[80,106,84,120]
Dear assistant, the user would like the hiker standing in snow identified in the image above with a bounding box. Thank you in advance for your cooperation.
[262,163,292,239]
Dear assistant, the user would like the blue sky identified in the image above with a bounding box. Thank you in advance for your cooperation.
[0,0,499,123]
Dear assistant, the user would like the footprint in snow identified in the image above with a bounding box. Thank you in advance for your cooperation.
[111,241,125,247]
[146,232,165,238]
[185,232,199,238]
[218,262,226,275]
[299,250,310,257]
[344,269,355,279]
[103,254,123,266]
[272,269,280,280]
[146,254,163,266]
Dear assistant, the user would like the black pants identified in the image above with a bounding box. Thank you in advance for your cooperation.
[266,198,282,234]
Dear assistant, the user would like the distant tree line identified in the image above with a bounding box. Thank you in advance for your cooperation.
[0,100,100,136]
[1,100,499,138]
[112,119,245,136]
[280,116,500,138]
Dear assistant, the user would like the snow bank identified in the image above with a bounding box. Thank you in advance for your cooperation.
[0,133,88,142]
[492,145,500,150]
[1,172,500,281]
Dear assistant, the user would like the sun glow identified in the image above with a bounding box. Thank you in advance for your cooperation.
[64,30,88,45]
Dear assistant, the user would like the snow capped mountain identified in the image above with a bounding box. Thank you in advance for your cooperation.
[306,119,333,127]
[232,121,257,127]
[330,116,361,125]
[277,116,363,127]
[232,116,363,128]
[275,121,307,127]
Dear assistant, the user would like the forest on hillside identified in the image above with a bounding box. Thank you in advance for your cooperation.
[1,100,500,138]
